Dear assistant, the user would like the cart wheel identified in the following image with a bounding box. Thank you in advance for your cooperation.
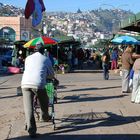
[54,124,56,130]
[52,117,55,124]
[25,124,27,130]
[54,97,57,103]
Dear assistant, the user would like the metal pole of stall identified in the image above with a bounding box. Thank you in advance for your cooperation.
[55,44,59,76]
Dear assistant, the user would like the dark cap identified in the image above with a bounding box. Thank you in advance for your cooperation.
[35,42,44,54]
[36,42,43,49]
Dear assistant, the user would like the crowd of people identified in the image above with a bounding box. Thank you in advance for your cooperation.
[2,42,140,138]
[0,44,121,75]
[99,44,140,106]
[56,46,119,73]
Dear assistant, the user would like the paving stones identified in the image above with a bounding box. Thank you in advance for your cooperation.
[1,73,140,139]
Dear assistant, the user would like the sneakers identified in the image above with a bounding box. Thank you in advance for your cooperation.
[122,91,128,93]
[122,91,131,94]
[131,101,135,103]
[40,115,52,122]
[25,124,37,138]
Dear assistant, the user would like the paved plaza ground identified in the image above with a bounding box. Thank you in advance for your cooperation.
[0,72,140,140]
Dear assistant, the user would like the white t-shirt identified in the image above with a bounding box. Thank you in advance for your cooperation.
[21,52,54,89]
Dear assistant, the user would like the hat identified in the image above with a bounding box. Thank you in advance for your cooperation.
[36,42,43,49]
[35,42,44,54]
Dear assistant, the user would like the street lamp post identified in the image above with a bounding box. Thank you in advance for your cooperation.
[42,21,47,35]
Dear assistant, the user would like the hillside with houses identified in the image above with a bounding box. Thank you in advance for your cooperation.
[0,2,134,46]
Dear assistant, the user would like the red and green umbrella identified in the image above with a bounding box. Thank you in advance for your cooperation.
[24,36,58,48]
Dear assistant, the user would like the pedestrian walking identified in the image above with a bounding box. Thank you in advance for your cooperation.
[102,48,110,80]
[121,45,134,93]
[77,48,85,69]
[21,43,55,137]
[131,58,140,103]
[111,48,118,70]
[67,48,73,71]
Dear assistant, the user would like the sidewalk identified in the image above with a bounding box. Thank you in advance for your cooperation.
[0,73,140,140]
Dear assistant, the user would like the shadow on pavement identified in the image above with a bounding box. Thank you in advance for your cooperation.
[9,112,140,140]
[0,79,10,85]
[0,87,16,90]
[54,112,140,132]
[8,134,140,140]
[58,94,126,104]
[58,85,76,89]
[0,95,18,99]
[58,86,121,93]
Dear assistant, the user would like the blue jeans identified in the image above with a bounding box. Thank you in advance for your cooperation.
[102,63,109,80]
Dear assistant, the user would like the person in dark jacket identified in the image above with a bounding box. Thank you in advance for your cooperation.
[102,48,110,80]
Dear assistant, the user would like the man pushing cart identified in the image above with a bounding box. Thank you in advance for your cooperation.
[21,42,58,138]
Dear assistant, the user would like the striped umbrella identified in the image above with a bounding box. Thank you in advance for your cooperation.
[24,36,58,48]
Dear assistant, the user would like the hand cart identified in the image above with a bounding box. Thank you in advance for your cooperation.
[45,81,56,130]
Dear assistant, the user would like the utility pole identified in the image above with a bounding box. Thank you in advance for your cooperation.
[42,12,47,36]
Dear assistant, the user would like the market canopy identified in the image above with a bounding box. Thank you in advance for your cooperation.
[120,12,140,32]
[54,35,81,46]
[14,40,27,45]
[111,35,139,45]
[113,32,140,41]
[54,36,75,43]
